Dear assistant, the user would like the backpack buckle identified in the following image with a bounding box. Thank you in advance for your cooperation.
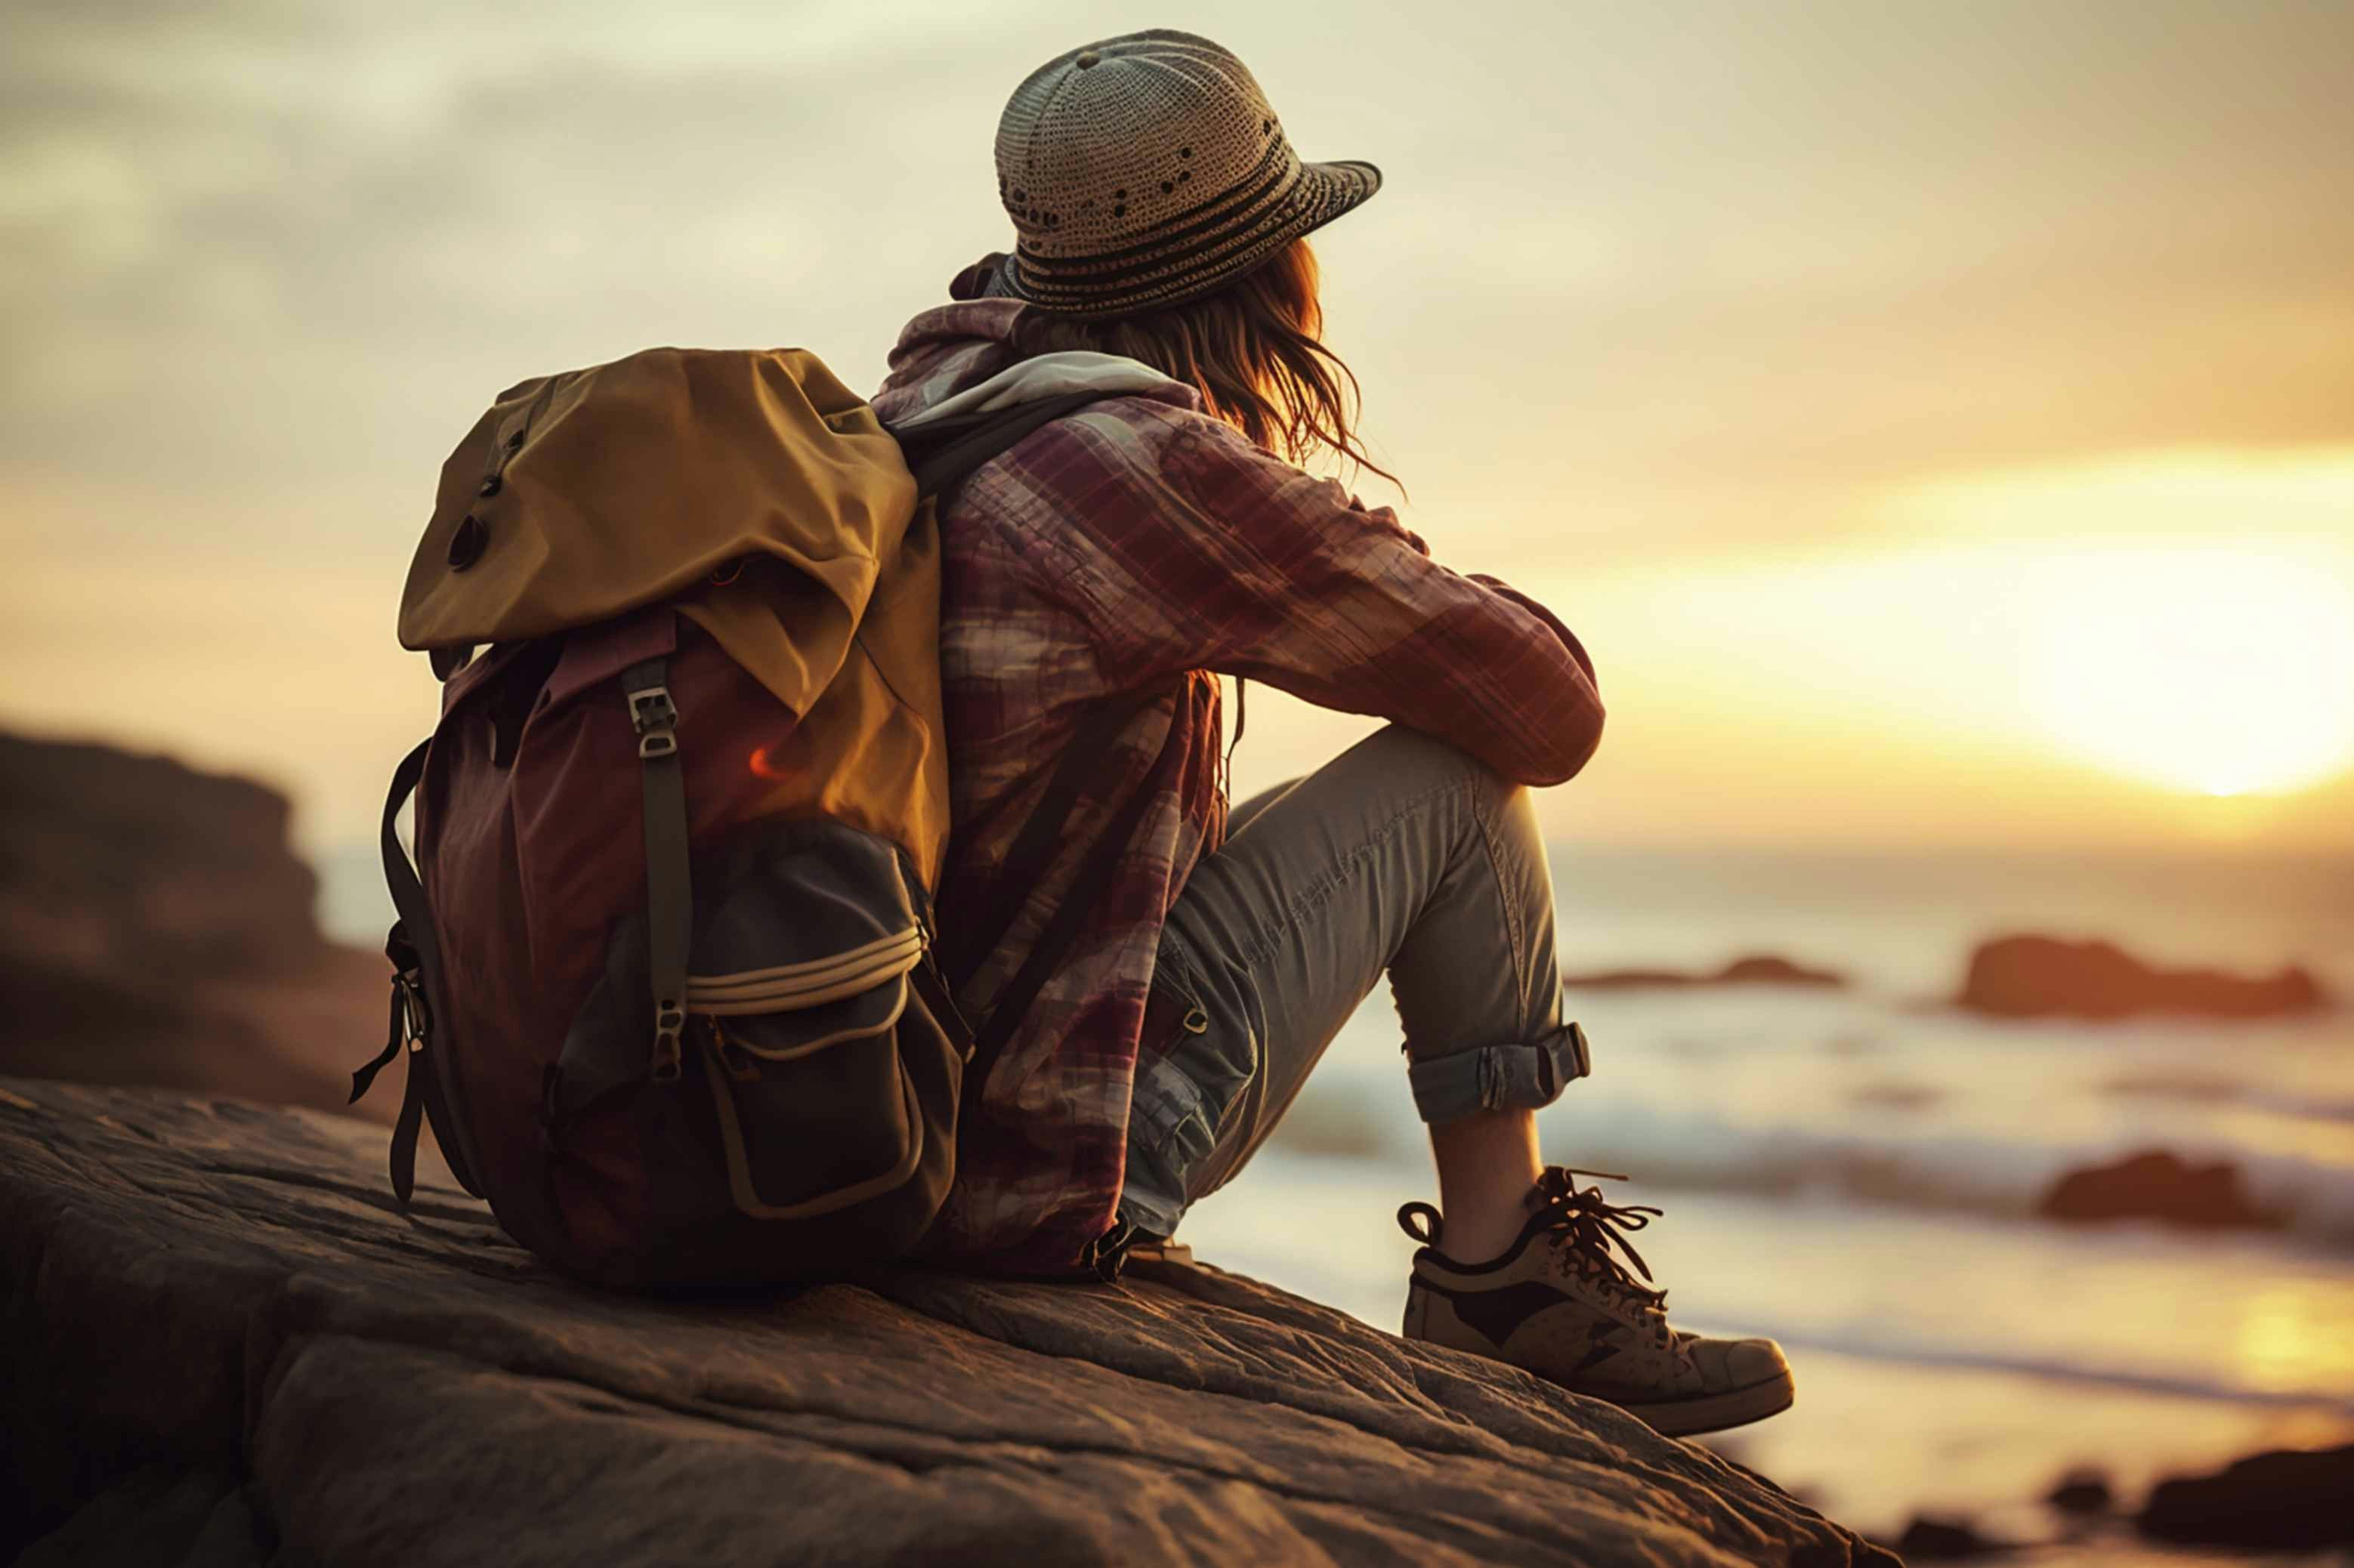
[626,683,678,759]
[351,968,426,1104]
[650,999,686,1081]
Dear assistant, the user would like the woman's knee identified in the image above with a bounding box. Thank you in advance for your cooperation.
[1349,724,1524,813]
[1228,777,1305,838]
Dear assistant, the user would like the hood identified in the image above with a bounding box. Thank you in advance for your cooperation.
[868,298,1200,429]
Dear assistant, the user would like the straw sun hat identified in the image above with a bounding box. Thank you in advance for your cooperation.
[990,29,1382,318]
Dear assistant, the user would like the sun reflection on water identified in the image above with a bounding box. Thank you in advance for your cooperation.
[2234,1283,2354,1398]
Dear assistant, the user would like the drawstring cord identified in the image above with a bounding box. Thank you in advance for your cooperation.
[1219,676,1249,816]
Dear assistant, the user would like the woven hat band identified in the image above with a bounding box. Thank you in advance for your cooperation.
[993,29,1380,318]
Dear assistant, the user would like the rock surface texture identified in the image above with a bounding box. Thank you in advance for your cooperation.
[1,1079,1894,1567]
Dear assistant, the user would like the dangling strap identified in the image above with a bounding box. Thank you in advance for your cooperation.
[373,737,485,1205]
[374,741,433,1205]
[622,659,691,1082]
[388,1039,427,1207]
[348,972,407,1104]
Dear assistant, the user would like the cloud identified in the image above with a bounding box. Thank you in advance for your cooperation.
[8,0,2350,505]
[4,0,2352,846]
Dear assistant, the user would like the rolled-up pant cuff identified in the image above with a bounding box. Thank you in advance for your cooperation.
[1116,1169,1187,1241]
[1407,1021,1591,1125]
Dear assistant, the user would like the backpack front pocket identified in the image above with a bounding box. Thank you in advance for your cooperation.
[550,817,962,1261]
[689,930,928,1218]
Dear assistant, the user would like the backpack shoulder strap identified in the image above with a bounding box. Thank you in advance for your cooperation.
[885,388,1166,1079]
[620,657,690,1085]
[887,390,1106,505]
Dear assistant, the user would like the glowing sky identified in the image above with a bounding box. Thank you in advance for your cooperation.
[5,0,2352,851]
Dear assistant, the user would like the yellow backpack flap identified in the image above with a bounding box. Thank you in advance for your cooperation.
[397,346,947,884]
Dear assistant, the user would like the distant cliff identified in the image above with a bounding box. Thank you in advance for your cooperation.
[0,1080,1896,1567]
[0,731,387,1119]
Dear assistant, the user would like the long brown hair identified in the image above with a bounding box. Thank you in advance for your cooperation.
[1010,238,1400,492]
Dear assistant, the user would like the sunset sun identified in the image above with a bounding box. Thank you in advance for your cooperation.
[2021,548,2354,798]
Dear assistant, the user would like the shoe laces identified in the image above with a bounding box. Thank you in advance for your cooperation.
[1530,1168,1673,1341]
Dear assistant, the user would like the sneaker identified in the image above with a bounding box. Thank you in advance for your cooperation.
[1399,1167,1794,1437]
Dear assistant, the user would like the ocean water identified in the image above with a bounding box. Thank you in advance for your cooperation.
[1172,846,2354,1554]
[317,844,2354,1551]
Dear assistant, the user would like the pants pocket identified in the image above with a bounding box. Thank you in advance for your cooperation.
[1129,956,1259,1195]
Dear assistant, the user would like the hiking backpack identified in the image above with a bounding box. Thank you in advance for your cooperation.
[351,346,1118,1289]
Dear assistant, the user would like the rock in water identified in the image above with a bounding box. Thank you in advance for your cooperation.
[2137,1444,2354,1551]
[1889,1513,2011,1557]
[1955,934,2326,1020]
[1562,955,1847,991]
[2037,1149,2273,1230]
[0,1080,1895,1567]
[2042,1465,2114,1515]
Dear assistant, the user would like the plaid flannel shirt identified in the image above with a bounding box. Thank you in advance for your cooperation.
[869,295,1605,1271]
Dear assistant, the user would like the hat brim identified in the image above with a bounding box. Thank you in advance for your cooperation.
[1001,157,1382,319]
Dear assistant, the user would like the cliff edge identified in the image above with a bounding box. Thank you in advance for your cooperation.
[0,1079,1892,1566]
[0,733,390,1122]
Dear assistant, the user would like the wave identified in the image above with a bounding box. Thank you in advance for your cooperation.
[2102,1070,2354,1124]
[1559,1126,2354,1251]
[1689,1316,2354,1416]
[1268,1079,2354,1249]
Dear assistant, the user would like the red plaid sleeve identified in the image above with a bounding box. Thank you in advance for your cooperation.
[1039,415,1605,787]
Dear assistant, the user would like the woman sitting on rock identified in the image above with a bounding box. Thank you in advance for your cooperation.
[870,27,1792,1438]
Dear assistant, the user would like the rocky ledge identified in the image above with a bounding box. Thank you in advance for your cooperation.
[0,732,391,1122]
[0,1079,1892,1567]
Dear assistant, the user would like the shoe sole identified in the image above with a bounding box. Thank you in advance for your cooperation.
[1608,1366,1796,1438]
